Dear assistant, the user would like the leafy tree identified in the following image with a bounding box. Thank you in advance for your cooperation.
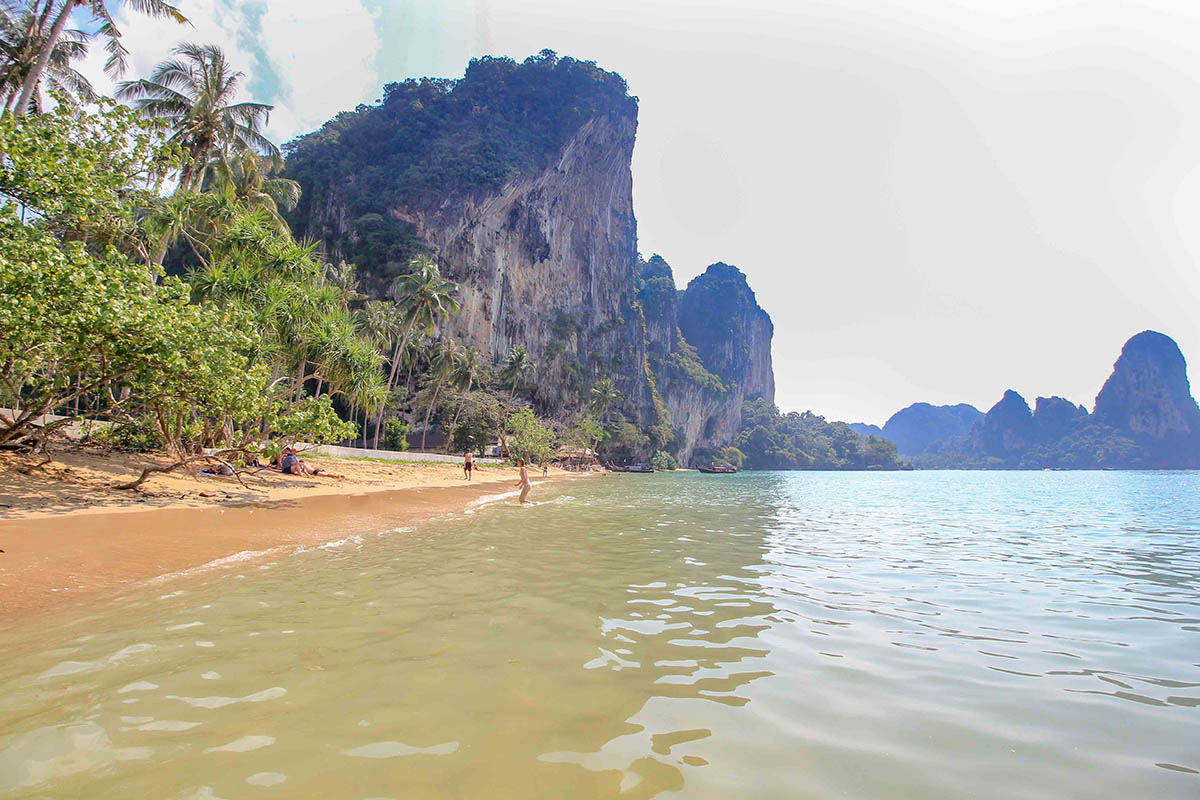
[718,446,746,469]
[565,412,605,455]
[382,418,410,451]
[650,450,677,471]
[450,391,502,455]
[11,0,187,117]
[733,397,905,470]
[505,406,554,465]
[116,42,276,194]
[608,421,649,460]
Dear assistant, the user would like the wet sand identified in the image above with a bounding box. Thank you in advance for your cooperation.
[0,461,585,625]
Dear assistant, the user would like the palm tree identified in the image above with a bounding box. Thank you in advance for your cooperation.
[12,0,187,116]
[589,377,622,423]
[500,344,536,398]
[0,3,95,112]
[444,345,484,453]
[116,42,277,195]
[371,254,460,448]
[200,151,299,234]
[418,340,462,451]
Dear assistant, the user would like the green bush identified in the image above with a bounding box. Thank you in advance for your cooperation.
[382,419,410,451]
[650,450,678,471]
[92,419,166,453]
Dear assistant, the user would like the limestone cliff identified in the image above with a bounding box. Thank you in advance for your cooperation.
[973,390,1035,462]
[909,331,1199,469]
[640,258,775,462]
[1094,330,1200,440]
[284,53,774,460]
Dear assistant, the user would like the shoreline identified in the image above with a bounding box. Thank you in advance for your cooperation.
[0,453,588,626]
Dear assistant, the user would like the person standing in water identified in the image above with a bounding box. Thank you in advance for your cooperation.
[541,459,549,478]
[515,458,533,505]
[463,450,474,480]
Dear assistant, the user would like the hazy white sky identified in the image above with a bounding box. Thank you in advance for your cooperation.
[85,0,1200,424]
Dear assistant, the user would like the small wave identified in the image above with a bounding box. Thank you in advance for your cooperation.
[148,549,287,584]
[463,490,521,514]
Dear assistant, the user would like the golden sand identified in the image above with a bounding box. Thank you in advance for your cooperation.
[0,450,582,623]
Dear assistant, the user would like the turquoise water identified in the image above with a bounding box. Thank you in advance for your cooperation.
[1,471,1198,798]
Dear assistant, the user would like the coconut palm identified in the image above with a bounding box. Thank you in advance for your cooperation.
[200,151,300,234]
[418,341,462,451]
[589,377,622,423]
[370,254,460,448]
[0,3,95,112]
[500,344,536,398]
[444,345,485,453]
[115,42,276,194]
[12,0,187,116]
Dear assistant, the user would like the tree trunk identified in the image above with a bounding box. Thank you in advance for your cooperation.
[444,398,466,455]
[420,383,442,451]
[15,0,75,116]
[371,339,402,449]
[372,321,415,449]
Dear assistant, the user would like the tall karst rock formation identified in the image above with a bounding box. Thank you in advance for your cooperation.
[284,52,773,462]
[907,330,1199,468]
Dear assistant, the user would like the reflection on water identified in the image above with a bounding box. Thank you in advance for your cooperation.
[1,471,1198,798]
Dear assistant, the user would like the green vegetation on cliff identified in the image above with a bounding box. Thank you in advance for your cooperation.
[734,397,907,470]
[284,50,635,285]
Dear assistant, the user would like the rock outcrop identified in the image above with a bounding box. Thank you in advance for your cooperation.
[1032,396,1088,443]
[638,257,774,462]
[1094,330,1200,440]
[973,390,1035,461]
[905,331,1199,469]
[677,263,775,403]
[284,53,774,461]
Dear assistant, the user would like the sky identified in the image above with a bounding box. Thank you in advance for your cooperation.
[80,0,1200,425]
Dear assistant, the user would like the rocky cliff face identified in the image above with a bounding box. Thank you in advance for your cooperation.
[1032,396,1088,442]
[908,331,1199,469]
[1094,330,1200,440]
[678,263,775,402]
[639,258,775,462]
[404,112,653,416]
[973,390,1035,460]
[284,54,774,460]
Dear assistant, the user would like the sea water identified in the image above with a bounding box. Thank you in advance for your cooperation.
[0,471,1197,799]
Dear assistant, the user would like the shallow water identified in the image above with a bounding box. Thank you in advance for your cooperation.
[1,471,1198,799]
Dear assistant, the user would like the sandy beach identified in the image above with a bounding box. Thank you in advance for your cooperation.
[0,449,583,624]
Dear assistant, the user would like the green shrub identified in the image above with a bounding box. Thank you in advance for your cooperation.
[382,419,411,451]
[93,419,166,453]
[650,450,678,471]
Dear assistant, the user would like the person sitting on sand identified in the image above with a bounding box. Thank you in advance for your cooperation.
[278,448,345,479]
[515,458,533,505]
[464,450,474,481]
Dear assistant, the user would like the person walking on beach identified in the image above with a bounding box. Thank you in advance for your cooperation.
[515,458,533,505]
[463,450,474,480]
[541,459,549,478]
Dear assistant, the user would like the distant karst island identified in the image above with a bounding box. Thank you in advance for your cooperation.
[851,331,1200,469]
